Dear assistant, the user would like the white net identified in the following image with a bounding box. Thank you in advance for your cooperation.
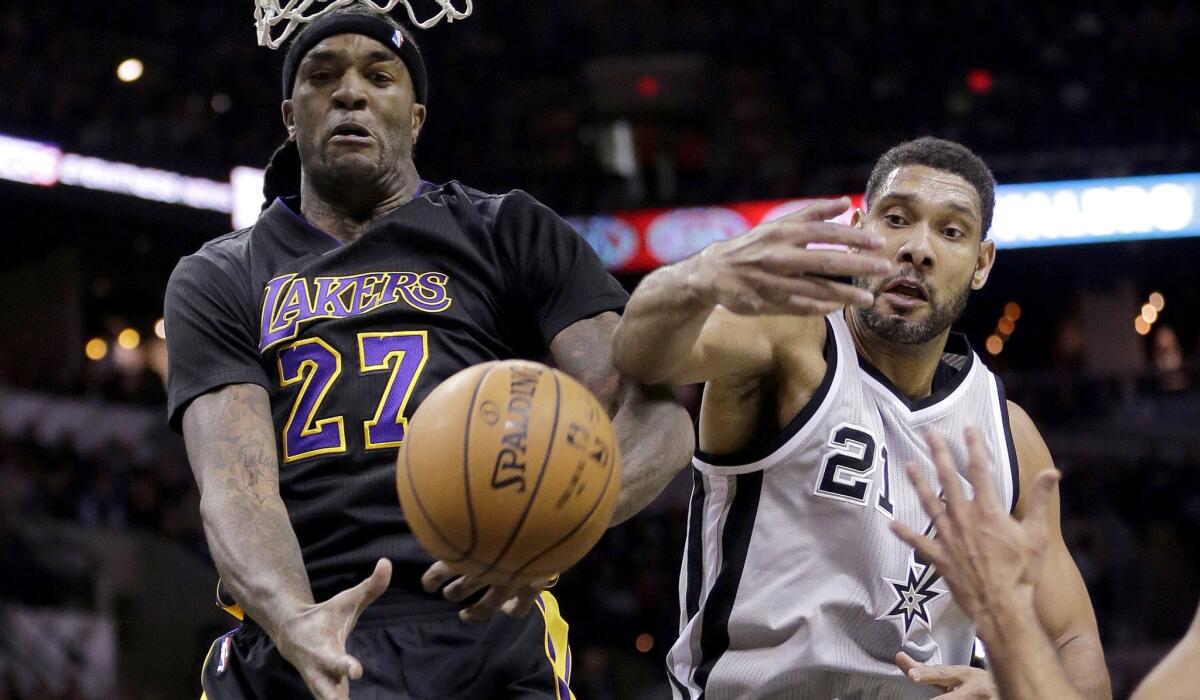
[254,0,474,49]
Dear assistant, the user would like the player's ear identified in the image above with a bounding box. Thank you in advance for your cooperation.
[850,207,866,229]
[972,239,996,290]
[282,100,296,139]
[411,103,427,144]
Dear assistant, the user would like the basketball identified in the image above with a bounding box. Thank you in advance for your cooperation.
[396,360,621,580]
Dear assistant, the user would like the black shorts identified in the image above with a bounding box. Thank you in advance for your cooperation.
[199,592,574,700]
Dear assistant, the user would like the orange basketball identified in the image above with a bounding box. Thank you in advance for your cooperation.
[396,360,621,580]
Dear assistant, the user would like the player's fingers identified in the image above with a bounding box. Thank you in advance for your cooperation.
[755,246,891,279]
[775,197,853,226]
[1022,469,1060,535]
[442,575,488,603]
[420,560,458,593]
[460,586,508,623]
[904,463,947,526]
[925,432,967,510]
[753,240,888,274]
[800,279,876,309]
[316,650,363,683]
[895,651,924,678]
[906,661,970,688]
[774,221,886,252]
[963,427,1001,512]
[890,520,946,567]
[785,299,851,317]
[747,271,874,308]
[499,590,539,618]
[344,653,364,682]
[345,558,392,622]
[301,667,344,700]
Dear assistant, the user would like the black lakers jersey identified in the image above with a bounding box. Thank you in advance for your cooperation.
[164,181,628,608]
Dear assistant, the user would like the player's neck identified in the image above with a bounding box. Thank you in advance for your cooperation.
[845,310,951,400]
[300,166,422,244]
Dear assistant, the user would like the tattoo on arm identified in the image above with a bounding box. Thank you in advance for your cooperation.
[551,312,624,414]
[183,384,314,640]
[552,313,696,525]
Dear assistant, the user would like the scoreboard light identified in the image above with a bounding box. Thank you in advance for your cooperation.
[989,174,1200,248]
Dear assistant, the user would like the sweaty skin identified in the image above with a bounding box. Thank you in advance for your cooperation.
[613,165,1110,698]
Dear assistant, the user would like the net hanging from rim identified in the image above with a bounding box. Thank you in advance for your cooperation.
[254,0,473,49]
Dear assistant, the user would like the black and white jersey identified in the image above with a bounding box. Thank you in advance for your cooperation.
[668,311,1019,700]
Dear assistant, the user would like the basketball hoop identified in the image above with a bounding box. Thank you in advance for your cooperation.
[254,0,474,49]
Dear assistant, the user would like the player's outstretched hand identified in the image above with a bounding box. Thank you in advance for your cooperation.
[422,560,556,623]
[889,428,1059,623]
[689,197,893,316]
[275,558,392,700]
[896,651,998,699]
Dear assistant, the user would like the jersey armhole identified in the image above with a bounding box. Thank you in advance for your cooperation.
[992,376,1021,514]
[694,316,842,475]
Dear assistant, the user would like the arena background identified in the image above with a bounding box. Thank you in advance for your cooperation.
[2,2,1199,698]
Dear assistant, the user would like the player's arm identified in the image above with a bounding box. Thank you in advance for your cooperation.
[612,197,890,386]
[1008,402,1111,699]
[891,424,1109,700]
[183,385,390,700]
[950,592,1200,700]
[1131,605,1200,700]
[165,257,386,700]
[549,310,694,525]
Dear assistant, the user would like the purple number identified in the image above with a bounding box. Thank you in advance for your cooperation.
[359,332,429,449]
[278,338,345,462]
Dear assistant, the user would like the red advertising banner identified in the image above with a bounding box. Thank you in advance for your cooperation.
[567,195,865,274]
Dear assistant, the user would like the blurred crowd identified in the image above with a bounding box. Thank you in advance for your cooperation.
[0,434,203,587]
[3,1,1198,213]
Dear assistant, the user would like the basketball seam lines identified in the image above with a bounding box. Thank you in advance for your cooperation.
[482,368,562,579]
[512,391,620,579]
[402,365,496,561]
[460,364,499,558]
[404,421,471,562]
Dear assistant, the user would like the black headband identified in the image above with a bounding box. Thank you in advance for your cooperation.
[281,12,427,103]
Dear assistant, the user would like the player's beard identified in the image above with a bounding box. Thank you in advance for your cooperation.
[302,126,414,213]
[852,272,971,345]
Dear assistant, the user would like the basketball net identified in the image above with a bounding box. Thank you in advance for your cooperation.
[254,0,474,49]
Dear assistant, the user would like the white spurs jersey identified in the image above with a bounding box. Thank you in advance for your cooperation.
[667,312,1020,700]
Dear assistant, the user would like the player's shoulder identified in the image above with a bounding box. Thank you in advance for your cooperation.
[1004,399,1043,449]
[175,226,254,281]
[165,224,260,309]
[424,180,546,221]
[175,198,303,281]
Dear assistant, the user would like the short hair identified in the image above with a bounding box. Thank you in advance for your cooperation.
[863,137,997,237]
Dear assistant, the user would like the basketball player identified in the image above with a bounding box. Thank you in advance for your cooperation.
[612,137,1111,698]
[898,427,1200,700]
[164,8,694,699]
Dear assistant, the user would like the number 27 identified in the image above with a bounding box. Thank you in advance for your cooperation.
[276,331,428,462]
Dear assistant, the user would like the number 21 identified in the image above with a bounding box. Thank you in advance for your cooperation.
[277,331,428,462]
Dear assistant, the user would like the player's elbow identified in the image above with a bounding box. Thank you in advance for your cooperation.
[612,320,673,385]
[1056,630,1112,699]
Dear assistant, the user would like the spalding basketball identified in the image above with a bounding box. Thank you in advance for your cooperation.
[396,360,621,580]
